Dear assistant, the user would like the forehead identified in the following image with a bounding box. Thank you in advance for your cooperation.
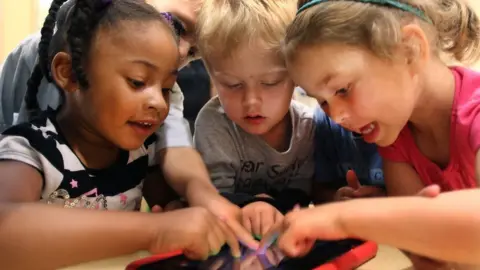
[209,42,286,78]
[288,44,377,83]
[91,21,179,68]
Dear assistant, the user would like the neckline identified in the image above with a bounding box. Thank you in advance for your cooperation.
[45,108,129,174]
[404,67,461,173]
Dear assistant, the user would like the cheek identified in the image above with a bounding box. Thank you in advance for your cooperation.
[217,90,242,117]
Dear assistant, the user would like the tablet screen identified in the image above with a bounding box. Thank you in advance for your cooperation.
[135,239,366,270]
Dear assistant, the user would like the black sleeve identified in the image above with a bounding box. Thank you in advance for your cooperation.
[221,188,311,214]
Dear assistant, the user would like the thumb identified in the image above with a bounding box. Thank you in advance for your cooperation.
[346,170,361,189]
[151,205,163,213]
[417,185,441,198]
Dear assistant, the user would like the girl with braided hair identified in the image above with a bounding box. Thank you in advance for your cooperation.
[0,0,243,269]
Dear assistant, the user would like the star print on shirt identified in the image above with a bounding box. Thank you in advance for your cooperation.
[70,179,78,188]
[120,193,128,205]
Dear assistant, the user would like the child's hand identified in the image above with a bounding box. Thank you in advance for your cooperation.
[242,202,283,238]
[150,207,240,260]
[334,170,385,201]
[260,204,347,258]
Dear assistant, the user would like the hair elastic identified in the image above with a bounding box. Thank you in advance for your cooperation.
[160,12,174,25]
[297,0,432,23]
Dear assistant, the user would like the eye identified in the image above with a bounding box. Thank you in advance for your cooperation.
[335,86,350,96]
[127,78,146,89]
[262,80,281,87]
[225,83,242,89]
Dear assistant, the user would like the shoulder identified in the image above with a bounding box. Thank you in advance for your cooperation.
[0,111,61,170]
[290,100,315,133]
[4,33,41,70]
[195,96,231,129]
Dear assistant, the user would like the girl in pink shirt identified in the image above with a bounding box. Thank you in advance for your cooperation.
[260,0,480,268]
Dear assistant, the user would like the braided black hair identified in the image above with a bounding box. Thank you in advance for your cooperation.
[26,0,71,119]
[25,0,174,120]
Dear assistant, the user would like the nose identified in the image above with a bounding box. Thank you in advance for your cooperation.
[144,86,169,120]
[242,87,261,108]
[328,100,351,126]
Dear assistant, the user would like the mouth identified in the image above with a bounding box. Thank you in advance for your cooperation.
[244,115,266,124]
[358,122,379,143]
[128,120,159,134]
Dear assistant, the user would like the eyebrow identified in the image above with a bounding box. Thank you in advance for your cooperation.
[131,59,178,75]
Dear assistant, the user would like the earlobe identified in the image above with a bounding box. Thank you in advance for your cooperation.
[50,52,79,93]
[401,24,430,70]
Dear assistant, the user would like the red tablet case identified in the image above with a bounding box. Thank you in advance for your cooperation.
[126,241,377,270]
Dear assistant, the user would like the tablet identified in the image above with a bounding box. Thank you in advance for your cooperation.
[126,239,377,270]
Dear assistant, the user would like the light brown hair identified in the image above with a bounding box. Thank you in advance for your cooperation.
[196,0,296,62]
[285,0,480,65]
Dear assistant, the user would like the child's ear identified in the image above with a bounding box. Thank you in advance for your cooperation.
[401,24,430,73]
[50,52,80,93]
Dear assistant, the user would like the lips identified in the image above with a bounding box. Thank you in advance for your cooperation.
[244,115,266,125]
[358,122,380,143]
[127,119,160,136]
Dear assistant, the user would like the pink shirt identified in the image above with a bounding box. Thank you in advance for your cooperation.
[378,66,480,191]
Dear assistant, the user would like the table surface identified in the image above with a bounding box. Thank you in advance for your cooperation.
[61,245,413,270]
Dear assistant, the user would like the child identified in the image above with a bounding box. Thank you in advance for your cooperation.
[0,0,244,269]
[313,106,385,202]
[194,0,315,238]
[272,0,480,267]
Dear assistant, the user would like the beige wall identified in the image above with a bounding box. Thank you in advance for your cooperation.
[1,0,480,65]
[0,0,39,62]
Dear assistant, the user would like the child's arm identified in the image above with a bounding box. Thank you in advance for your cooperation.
[272,189,480,265]
[0,161,241,269]
[0,202,155,269]
[341,190,480,264]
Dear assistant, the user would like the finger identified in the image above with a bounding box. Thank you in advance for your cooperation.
[346,169,361,189]
[218,218,242,258]
[184,241,210,261]
[224,217,259,250]
[209,220,225,256]
[417,185,441,198]
[151,205,163,213]
[165,200,185,212]
[252,210,262,238]
[352,186,385,197]
[258,222,282,251]
[242,211,253,235]
[274,210,284,225]
[336,187,355,198]
[260,210,276,237]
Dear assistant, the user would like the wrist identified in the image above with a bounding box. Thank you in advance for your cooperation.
[185,181,219,207]
[333,201,358,239]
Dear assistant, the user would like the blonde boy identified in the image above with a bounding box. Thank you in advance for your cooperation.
[194,0,315,238]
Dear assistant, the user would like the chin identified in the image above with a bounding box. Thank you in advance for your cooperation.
[240,124,271,136]
[117,140,145,151]
[374,132,399,147]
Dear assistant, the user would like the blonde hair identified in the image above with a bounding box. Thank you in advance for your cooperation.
[285,0,480,65]
[197,0,296,61]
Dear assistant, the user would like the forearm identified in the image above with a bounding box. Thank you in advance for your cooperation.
[337,190,480,264]
[0,203,156,270]
[158,147,217,205]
